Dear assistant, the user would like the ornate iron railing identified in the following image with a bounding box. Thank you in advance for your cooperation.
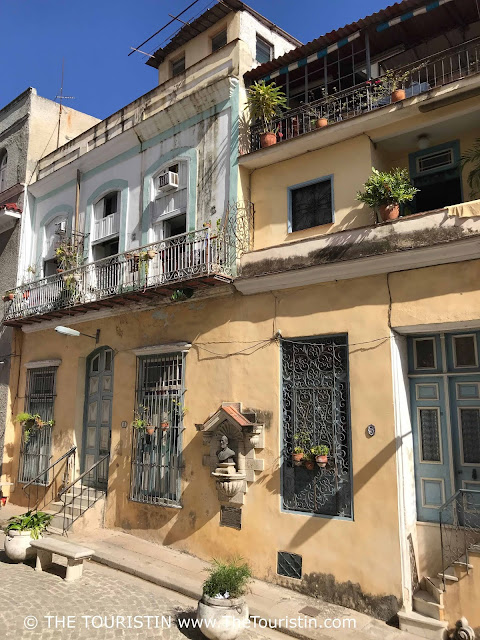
[58,453,109,534]
[439,489,480,589]
[3,227,236,322]
[22,446,76,511]
[250,37,480,152]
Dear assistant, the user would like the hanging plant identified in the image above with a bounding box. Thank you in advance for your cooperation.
[15,413,54,443]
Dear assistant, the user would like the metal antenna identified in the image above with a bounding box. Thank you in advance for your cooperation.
[55,59,75,148]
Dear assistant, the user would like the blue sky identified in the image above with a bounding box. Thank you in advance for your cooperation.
[1,1,388,119]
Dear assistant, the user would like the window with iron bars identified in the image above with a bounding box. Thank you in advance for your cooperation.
[19,366,56,485]
[130,353,184,506]
[281,336,353,518]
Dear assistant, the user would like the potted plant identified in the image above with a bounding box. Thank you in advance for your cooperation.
[4,510,53,562]
[160,411,169,431]
[15,413,54,444]
[357,167,418,222]
[245,80,287,148]
[304,451,315,471]
[170,288,194,302]
[3,290,14,301]
[311,444,330,468]
[197,558,251,640]
[292,446,304,465]
[147,250,156,259]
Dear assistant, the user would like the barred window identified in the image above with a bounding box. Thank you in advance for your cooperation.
[289,177,333,232]
[282,336,352,518]
[211,29,227,53]
[171,55,185,77]
[130,353,184,506]
[19,366,57,485]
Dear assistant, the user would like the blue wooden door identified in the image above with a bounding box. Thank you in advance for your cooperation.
[410,377,453,522]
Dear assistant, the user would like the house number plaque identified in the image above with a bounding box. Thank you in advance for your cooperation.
[220,505,242,530]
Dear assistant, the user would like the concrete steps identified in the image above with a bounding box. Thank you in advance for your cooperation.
[397,611,448,640]
[412,590,445,621]
[44,486,106,534]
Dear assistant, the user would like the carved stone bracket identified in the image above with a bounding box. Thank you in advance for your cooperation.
[198,403,264,506]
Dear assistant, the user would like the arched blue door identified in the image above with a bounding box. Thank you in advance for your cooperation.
[83,347,113,488]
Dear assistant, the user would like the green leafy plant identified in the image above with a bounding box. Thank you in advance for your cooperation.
[203,558,252,599]
[15,413,54,443]
[293,445,304,455]
[4,511,53,539]
[132,405,152,430]
[245,81,287,134]
[55,238,82,271]
[461,138,480,199]
[294,430,310,452]
[311,444,329,457]
[171,288,194,302]
[357,168,418,209]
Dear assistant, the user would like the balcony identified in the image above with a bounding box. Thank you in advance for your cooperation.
[3,228,236,326]
[93,213,120,243]
[247,38,480,154]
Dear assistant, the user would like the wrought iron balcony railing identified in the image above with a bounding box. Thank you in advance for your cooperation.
[4,227,236,323]
[250,37,480,152]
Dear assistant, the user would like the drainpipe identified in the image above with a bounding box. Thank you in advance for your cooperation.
[365,32,372,80]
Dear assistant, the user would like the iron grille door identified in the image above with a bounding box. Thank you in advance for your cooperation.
[282,336,353,518]
[19,366,56,484]
[130,353,184,506]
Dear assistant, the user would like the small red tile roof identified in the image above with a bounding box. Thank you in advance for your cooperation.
[0,203,22,213]
[222,404,253,427]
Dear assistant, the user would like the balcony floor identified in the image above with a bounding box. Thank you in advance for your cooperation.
[3,273,232,328]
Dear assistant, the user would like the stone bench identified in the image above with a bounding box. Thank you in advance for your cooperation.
[30,538,94,582]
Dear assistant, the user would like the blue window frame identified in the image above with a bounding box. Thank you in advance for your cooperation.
[288,175,334,233]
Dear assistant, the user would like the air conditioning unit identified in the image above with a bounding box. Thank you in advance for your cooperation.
[158,171,179,192]
[55,220,67,235]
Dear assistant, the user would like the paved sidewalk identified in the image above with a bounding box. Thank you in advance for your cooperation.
[65,527,418,640]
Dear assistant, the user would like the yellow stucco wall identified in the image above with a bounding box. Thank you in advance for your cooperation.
[5,258,480,609]
[251,135,377,250]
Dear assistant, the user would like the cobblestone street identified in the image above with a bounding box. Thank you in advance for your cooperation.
[0,551,278,640]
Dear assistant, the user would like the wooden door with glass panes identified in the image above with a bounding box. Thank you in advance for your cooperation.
[82,347,113,488]
[409,332,480,522]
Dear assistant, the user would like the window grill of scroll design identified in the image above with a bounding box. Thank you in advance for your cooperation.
[282,336,353,518]
[130,353,184,506]
[19,367,56,485]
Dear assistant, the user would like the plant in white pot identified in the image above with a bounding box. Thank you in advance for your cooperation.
[357,167,418,222]
[197,558,252,640]
[4,511,53,562]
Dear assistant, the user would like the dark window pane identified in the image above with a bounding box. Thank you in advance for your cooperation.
[461,409,480,463]
[172,56,185,77]
[454,336,477,367]
[415,339,436,369]
[291,179,333,232]
[419,409,441,462]
[103,192,118,217]
[256,36,272,64]
[212,29,227,52]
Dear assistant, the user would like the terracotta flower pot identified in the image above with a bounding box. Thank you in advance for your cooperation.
[292,452,304,464]
[315,455,328,468]
[315,118,328,129]
[146,425,155,436]
[260,132,277,148]
[147,250,156,259]
[3,293,14,301]
[304,460,315,471]
[56,268,64,273]
[378,203,400,222]
[161,421,169,431]
[391,89,405,103]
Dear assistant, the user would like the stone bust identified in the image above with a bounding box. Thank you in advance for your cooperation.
[217,435,236,464]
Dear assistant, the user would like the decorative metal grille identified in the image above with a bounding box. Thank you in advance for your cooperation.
[19,367,56,484]
[460,409,480,464]
[130,353,184,506]
[281,336,352,518]
[291,179,333,232]
[419,409,441,462]
[277,551,302,579]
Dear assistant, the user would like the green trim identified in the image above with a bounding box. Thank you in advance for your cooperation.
[142,148,197,245]
[36,205,74,275]
[85,179,129,255]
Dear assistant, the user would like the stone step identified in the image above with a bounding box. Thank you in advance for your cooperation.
[398,610,448,640]
[437,566,458,583]
[62,492,105,510]
[48,501,84,518]
[413,589,445,621]
[423,577,444,605]
[44,509,74,532]
[68,485,105,498]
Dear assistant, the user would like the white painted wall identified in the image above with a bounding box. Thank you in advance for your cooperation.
[238,11,298,68]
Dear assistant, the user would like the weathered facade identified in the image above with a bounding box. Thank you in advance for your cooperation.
[2,0,480,635]
[0,89,98,474]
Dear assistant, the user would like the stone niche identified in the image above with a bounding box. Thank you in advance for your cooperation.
[198,403,264,506]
